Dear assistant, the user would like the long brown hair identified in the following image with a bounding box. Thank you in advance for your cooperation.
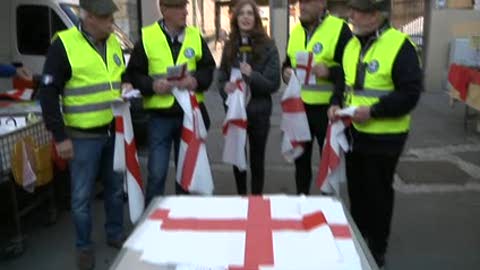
[224,0,271,65]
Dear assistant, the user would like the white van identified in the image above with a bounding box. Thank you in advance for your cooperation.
[0,0,134,89]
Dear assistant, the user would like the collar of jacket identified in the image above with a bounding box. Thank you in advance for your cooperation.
[354,19,391,44]
[78,22,107,47]
[159,19,186,43]
[301,10,328,37]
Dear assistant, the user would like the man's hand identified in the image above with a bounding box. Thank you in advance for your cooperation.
[352,106,371,123]
[153,79,173,94]
[240,62,252,77]
[55,139,74,160]
[121,82,133,95]
[224,82,237,94]
[312,63,329,79]
[176,75,198,91]
[15,66,33,81]
[327,105,341,121]
[283,67,293,83]
[121,82,133,91]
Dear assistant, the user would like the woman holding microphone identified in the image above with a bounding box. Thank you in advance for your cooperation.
[218,0,280,195]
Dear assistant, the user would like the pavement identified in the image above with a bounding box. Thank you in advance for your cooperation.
[1,62,480,269]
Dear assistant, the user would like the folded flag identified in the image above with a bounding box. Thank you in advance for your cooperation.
[222,68,248,170]
[316,107,356,195]
[173,88,214,194]
[295,51,316,86]
[280,74,311,162]
[112,100,145,223]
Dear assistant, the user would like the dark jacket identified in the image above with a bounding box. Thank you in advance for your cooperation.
[124,21,216,117]
[347,22,422,155]
[217,39,281,118]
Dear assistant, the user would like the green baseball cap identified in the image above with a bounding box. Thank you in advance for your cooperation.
[160,0,188,6]
[80,0,118,16]
[348,0,388,12]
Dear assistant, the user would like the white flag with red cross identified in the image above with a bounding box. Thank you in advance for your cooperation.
[316,107,356,195]
[280,74,311,162]
[112,100,145,223]
[222,68,248,170]
[0,88,34,101]
[295,51,316,86]
[124,196,361,270]
[173,88,214,194]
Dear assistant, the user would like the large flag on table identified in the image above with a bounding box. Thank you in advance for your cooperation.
[222,68,248,170]
[173,88,214,194]
[123,196,361,270]
[112,99,145,223]
[280,73,311,162]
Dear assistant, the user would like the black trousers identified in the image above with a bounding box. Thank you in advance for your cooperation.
[233,117,270,195]
[346,151,400,258]
[294,104,329,195]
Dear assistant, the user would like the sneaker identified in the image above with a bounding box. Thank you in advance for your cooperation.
[76,249,94,270]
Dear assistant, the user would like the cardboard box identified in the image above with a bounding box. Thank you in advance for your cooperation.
[448,0,473,9]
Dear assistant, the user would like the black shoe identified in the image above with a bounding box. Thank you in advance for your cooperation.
[76,249,94,270]
[373,252,385,268]
[106,237,125,250]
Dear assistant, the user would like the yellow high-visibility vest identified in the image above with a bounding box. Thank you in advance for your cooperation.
[343,27,414,134]
[58,27,123,128]
[287,15,344,104]
[142,23,204,109]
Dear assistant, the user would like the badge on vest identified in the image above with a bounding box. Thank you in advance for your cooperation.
[313,42,323,55]
[113,54,122,67]
[367,60,380,73]
[184,47,195,59]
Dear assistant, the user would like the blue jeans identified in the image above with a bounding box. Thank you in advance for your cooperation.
[69,136,124,250]
[146,115,185,206]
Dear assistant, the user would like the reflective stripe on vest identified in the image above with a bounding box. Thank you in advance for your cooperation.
[64,82,122,96]
[287,15,344,105]
[58,27,124,129]
[63,101,112,114]
[343,27,413,134]
[142,23,203,109]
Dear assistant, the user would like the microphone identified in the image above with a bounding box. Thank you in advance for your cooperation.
[239,36,252,63]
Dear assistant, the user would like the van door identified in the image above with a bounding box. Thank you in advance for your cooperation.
[12,4,68,74]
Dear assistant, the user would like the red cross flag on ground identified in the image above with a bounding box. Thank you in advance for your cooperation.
[173,88,214,194]
[124,196,361,270]
[222,68,248,170]
[112,100,145,223]
[280,73,311,162]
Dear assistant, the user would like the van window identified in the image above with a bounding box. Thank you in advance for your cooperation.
[17,5,67,55]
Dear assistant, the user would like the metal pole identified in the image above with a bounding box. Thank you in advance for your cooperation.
[192,0,197,26]
[200,0,205,33]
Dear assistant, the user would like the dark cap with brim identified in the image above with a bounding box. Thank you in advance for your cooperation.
[348,0,388,12]
[80,0,118,16]
[160,0,188,6]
